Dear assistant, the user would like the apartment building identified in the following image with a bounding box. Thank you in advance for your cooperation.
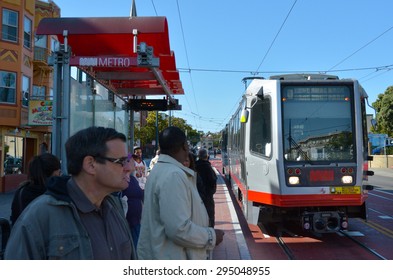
[0,0,60,191]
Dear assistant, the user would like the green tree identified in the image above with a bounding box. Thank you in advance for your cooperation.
[134,112,200,147]
[372,86,393,136]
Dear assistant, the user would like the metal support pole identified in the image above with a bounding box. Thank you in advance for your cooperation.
[90,76,96,126]
[155,111,159,151]
[51,51,62,159]
[384,138,388,168]
[50,30,71,174]
[61,45,71,174]
[129,110,135,150]
[113,103,116,129]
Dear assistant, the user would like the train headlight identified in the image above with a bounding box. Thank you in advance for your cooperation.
[341,216,348,229]
[288,176,300,185]
[341,175,353,184]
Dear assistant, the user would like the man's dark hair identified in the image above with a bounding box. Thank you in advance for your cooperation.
[198,148,208,160]
[65,126,127,175]
[159,126,187,155]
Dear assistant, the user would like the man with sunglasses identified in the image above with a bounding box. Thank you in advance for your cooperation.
[5,126,137,260]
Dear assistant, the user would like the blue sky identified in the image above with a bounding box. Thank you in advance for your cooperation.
[49,0,393,133]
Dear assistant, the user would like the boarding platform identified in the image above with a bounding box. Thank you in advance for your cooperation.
[211,174,251,260]
[208,155,252,260]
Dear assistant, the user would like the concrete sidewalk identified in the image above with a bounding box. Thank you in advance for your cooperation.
[370,167,393,178]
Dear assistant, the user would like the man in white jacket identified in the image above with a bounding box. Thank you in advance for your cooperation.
[137,126,224,260]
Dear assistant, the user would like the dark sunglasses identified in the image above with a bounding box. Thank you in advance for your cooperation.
[95,156,129,167]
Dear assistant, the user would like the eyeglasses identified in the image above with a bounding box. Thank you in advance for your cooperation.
[95,156,129,167]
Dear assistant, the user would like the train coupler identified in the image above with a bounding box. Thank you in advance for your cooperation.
[302,211,348,233]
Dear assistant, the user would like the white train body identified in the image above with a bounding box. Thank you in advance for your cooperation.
[222,74,372,233]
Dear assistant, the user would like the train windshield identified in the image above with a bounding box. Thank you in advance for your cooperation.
[282,85,355,162]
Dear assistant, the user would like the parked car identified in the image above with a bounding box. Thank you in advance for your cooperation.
[4,157,22,174]
[372,144,393,155]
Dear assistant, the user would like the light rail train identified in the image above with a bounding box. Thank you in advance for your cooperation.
[221,74,374,233]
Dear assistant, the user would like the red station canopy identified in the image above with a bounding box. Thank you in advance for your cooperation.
[36,16,184,100]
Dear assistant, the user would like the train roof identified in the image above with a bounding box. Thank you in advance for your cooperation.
[269,74,339,80]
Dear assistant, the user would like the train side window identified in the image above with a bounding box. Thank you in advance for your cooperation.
[250,97,271,157]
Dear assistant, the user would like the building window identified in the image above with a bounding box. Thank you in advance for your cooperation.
[22,75,31,107]
[23,16,32,49]
[34,35,48,61]
[35,34,47,48]
[0,71,16,104]
[2,9,18,43]
[33,85,46,99]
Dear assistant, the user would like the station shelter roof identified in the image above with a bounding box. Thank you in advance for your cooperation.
[36,16,184,101]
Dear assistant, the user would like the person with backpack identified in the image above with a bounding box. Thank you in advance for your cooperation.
[195,148,217,228]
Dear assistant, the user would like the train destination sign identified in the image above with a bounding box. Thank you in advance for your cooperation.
[69,56,138,67]
[123,99,181,111]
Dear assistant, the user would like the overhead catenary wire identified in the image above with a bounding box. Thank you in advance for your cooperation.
[360,68,392,84]
[177,64,393,75]
[175,63,393,132]
[150,0,202,131]
[174,0,202,131]
[150,0,158,15]
[27,1,393,134]
[254,0,298,74]
[140,1,393,133]
[328,24,393,71]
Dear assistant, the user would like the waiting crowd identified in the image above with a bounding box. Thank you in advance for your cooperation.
[4,126,224,260]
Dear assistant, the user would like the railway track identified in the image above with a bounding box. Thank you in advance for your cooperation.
[259,222,298,260]
[259,221,388,260]
[338,230,387,260]
[275,235,296,260]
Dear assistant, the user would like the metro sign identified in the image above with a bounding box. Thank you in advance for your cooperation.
[70,56,138,67]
